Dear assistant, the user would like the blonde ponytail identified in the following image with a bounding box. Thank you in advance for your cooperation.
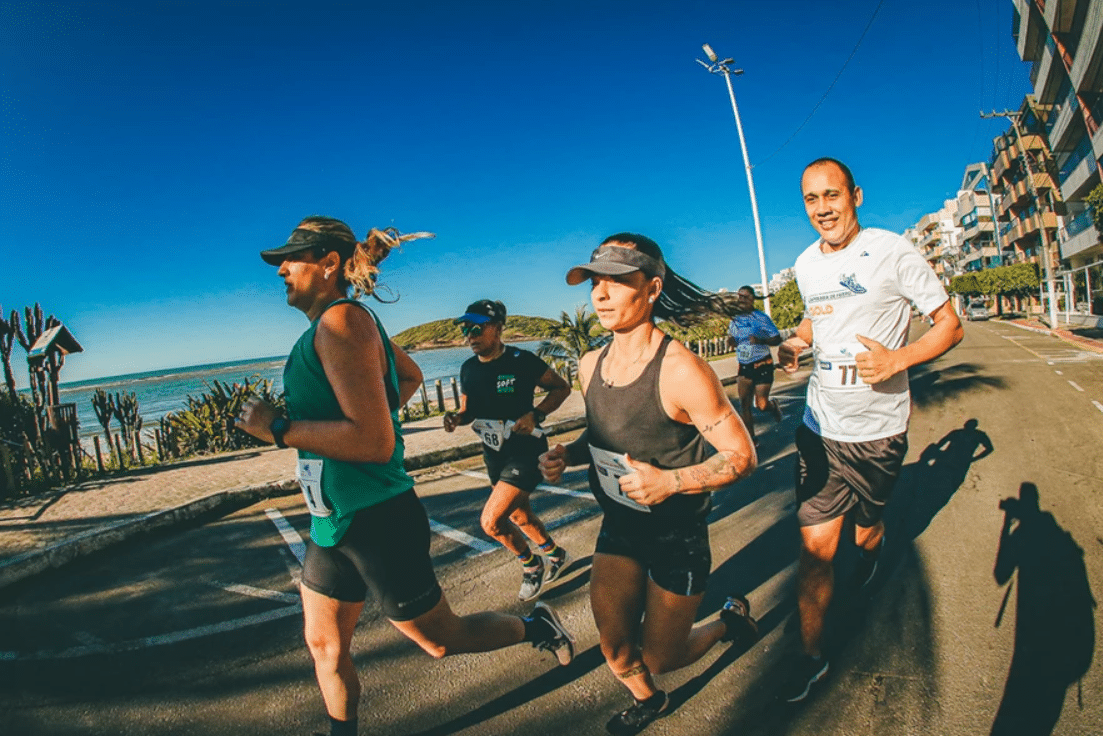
[343,227,435,299]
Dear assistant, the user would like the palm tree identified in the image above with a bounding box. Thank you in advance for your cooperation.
[536,305,610,382]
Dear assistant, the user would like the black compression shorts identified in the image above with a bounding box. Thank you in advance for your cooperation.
[737,357,775,385]
[594,510,711,596]
[482,435,547,493]
[301,489,442,621]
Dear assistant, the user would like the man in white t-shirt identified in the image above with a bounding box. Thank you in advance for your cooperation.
[776,157,964,703]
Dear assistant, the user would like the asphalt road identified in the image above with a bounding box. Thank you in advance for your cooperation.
[1,319,1101,736]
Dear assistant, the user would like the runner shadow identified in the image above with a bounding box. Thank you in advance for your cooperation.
[990,482,1096,736]
[908,363,1008,407]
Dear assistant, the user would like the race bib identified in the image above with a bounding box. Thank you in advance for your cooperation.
[737,343,754,363]
[296,459,332,517]
[472,419,509,451]
[815,352,864,392]
[505,419,544,438]
[589,445,650,513]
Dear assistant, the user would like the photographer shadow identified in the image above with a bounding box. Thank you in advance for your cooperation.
[990,482,1096,736]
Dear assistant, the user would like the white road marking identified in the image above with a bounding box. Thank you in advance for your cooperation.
[265,508,306,564]
[0,604,303,661]
[427,519,497,554]
[213,581,300,605]
[458,469,593,499]
[1068,380,1085,392]
[1093,401,1103,414]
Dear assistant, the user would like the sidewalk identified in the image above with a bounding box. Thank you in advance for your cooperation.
[0,356,748,591]
[1006,316,1103,354]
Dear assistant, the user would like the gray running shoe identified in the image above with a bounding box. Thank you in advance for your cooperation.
[780,654,829,703]
[530,601,575,666]
[543,549,571,584]
[518,557,545,601]
[606,690,668,735]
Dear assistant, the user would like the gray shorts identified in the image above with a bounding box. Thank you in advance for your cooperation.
[795,424,908,528]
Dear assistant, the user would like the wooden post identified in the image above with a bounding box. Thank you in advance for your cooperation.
[401,404,409,422]
[154,429,163,461]
[23,439,36,481]
[450,377,460,409]
[114,433,126,468]
[134,430,145,465]
[0,444,15,493]
[435,380,445,413]
[93,436,105,473]
[420,383,429,415]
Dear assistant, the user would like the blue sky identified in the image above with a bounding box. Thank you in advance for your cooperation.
[1,0,1032,386]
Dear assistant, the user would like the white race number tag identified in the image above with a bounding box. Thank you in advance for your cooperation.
[815,352,864,392]
[472,419,509,451]
[588,445,650,513]
[296,459,332,517]
[505,419,544,438]
[737,343,755,363]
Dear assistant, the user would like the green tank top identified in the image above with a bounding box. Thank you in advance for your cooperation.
[283,298,414,546]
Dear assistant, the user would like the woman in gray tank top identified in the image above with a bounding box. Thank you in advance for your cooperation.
[541,233,760,734]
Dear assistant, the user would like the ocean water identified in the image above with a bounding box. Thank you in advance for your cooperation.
[49,341,544,438]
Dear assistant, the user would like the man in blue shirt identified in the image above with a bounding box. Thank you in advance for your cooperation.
[726,285,783,445]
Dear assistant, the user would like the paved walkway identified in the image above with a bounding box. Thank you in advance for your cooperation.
[0,356,743,590]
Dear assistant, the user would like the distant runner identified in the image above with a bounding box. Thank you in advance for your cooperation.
[776,159,963,703]
[726,285,784,445]
[444,299,572,601]
[237,219,574,736]
[541,234,760,735]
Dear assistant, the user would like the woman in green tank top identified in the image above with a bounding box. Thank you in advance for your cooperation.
[235,216,574,736]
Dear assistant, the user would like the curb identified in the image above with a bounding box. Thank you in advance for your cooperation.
[0,479,299,592]
[1005,319,1103,354]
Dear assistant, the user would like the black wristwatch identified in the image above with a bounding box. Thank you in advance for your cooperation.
[531,407,547,424]
[270,416,291,448]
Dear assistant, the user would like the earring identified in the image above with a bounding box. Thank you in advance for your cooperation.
[648,296,656,303]
[325,269,333,280]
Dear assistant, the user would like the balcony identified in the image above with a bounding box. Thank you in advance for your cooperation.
[1069,1,1103,92]
[1044,0,1077,34]
[1059,210,1102,260]
[1060,153,1099,202]
[1049,89,1081,151]
[1009,210,1059,243]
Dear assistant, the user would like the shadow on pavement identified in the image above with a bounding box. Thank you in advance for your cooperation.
[990,482,1096,736]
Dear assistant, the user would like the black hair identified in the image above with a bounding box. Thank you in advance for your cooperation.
[599,232,743,327]
[803,157,856,192]
[738,285,756,295]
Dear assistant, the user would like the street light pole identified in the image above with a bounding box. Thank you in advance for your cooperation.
[699,43,771,317]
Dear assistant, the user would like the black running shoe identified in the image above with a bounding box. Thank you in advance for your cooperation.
[606,691,668,735]
[780,654,829,703]
[719,594,759,646]
[529,601,575,666]
[854,538,883,589]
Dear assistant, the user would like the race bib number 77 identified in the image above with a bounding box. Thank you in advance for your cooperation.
[815,352,864,392]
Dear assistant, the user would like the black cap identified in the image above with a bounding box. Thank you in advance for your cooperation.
[454,300,506,325]
[565,244,666,285]
[260,228,355,266]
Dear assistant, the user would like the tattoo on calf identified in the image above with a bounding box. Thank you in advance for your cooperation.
[617,664,649,680]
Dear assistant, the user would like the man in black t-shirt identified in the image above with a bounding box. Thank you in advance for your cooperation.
[444,300,572,601]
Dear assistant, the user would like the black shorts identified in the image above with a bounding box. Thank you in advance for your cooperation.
[595,510,711,596]
[738,357,775,385]
[301,489,443,621]
[794,423,908,528]
[482,435,547,493]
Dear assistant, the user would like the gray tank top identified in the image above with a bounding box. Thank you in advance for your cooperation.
[585,334,712,520]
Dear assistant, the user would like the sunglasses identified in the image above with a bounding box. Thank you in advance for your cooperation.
[460,324,484,337]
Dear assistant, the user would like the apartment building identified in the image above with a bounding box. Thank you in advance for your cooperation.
[956,163,1004,272]
[988,96,1063,276]
[1013,0,1102,312]
[906,199,962,286]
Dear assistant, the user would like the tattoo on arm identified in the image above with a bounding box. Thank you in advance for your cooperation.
[683,450,752,491]
[673,468,683,494]
[699,408,734,435]
[617,664,649,680]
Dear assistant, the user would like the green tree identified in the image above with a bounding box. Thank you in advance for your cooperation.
[769,280,805,330]
[1086,182,1103,232]
[536,306,609,378]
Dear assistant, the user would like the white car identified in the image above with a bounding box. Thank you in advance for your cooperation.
[965,303,989,321]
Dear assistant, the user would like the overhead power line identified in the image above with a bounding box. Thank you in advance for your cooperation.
[754,0,886,168]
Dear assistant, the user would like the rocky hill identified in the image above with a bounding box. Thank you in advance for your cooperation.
[393,315,558,350]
